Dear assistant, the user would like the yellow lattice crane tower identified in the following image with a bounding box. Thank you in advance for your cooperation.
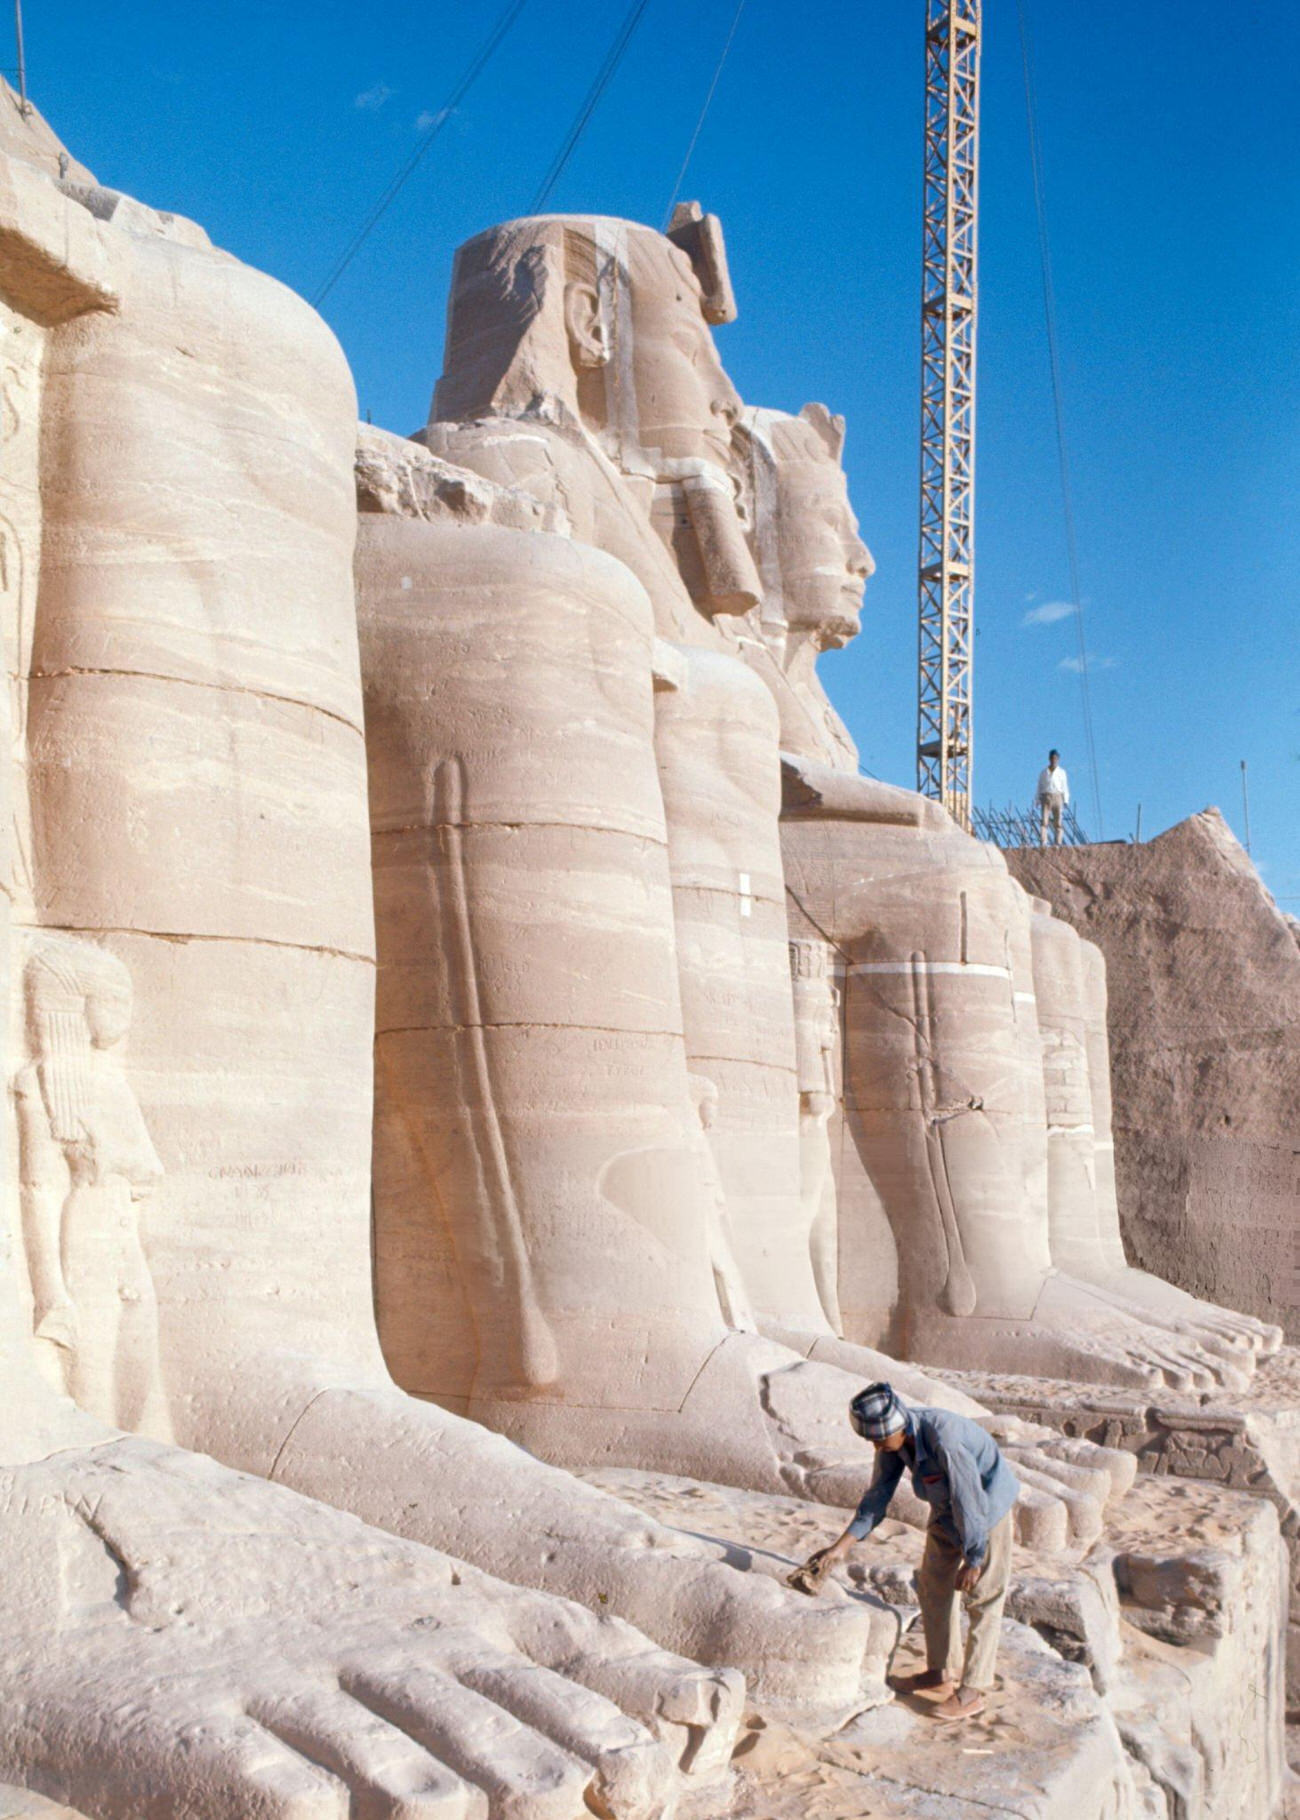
[917,0,980,830]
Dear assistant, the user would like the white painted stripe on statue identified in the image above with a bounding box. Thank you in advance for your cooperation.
[850,961,1012,980]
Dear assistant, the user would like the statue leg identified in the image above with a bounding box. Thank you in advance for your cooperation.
[652,647,827,1336]
[0,190,740,1818]
[9,210,879,1721]
[784,818,1260,1392]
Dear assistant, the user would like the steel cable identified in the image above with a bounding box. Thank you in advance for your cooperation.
[529,0,653,214]
[662,0,748,227]
[312,0,531,308]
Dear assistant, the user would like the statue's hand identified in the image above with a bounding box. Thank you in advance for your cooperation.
[34,1297,79,1353]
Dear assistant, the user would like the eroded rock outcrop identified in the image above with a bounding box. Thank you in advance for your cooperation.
[1009,810,1300,1344]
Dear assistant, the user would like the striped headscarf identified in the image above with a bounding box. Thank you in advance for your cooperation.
[849,1382,907,1442]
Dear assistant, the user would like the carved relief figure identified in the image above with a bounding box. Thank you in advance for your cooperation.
[16,935,167,1433]
[790,939,843,1333]
[687,1070,756,1335]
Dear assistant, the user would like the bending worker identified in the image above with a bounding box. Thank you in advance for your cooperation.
[799,1383,1019,1721]
[1036,748,1070,846]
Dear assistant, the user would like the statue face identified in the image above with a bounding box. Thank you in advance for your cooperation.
[623,237,741,469]
[774,449,873,648]
[86,981,132,1048]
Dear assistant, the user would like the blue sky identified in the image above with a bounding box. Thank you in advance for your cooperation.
[22,0,1299,901]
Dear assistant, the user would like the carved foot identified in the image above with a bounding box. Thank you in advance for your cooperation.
[0,1437,739,1820]
[1084,1267,1282,1363]
[265,1379,883,1718]
[906,1272,1261,1396]
[761,1327,1120,1548]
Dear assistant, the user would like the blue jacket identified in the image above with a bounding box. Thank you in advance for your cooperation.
[846,1404,1018,1565]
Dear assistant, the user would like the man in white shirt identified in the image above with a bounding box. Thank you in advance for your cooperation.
[1036,749,1069,846]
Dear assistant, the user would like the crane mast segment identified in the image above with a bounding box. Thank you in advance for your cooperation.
[917,0,980,830]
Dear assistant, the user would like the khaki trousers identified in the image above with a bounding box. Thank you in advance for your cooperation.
[1039,794,1065,845]
[916,1512,1013,1691]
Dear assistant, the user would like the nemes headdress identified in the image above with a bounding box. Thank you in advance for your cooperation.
[25,935,130,1143]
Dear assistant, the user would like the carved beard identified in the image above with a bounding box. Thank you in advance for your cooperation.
[786,609,859,652]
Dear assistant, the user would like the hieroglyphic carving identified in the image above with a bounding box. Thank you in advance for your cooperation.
[0,362,21,446]
[0,510,20,618]
[909,955,979,1319]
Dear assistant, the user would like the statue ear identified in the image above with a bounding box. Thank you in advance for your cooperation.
[564,281,609,368]
[799,402,845,460]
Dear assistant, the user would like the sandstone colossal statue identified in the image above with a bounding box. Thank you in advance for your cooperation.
[0,67,1290,1820]
[745,402,1276,1391]
[0,99,921,1816]
[361,212,1138,1567]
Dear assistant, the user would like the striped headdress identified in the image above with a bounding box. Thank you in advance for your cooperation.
[849,1382,907,1442]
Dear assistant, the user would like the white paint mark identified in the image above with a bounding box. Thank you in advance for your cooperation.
[738,871,752,918]
[851,960,1012,980]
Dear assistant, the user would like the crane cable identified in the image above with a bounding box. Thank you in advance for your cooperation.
[1016,0,1104,837]
[530,0,653,214]
[312,0,531,308]
[662,0,748,228]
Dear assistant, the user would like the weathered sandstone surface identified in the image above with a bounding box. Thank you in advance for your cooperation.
[953,1346,1300,1714]
[0,71,1291,1820]
[1009,812,1300,1344]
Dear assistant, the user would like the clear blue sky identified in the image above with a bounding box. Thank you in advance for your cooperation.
[20,0,1300,901]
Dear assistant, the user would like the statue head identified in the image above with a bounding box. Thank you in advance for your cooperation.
[25,936,134,1142]
[432,210,742,472]
[743,404,874,649]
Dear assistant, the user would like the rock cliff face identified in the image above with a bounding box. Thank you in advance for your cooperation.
[1009,811,1300,1342]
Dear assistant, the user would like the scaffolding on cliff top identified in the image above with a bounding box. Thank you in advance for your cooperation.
[972,800,1090,849]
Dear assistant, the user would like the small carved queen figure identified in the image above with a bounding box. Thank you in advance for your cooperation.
[16,935,168,1435]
